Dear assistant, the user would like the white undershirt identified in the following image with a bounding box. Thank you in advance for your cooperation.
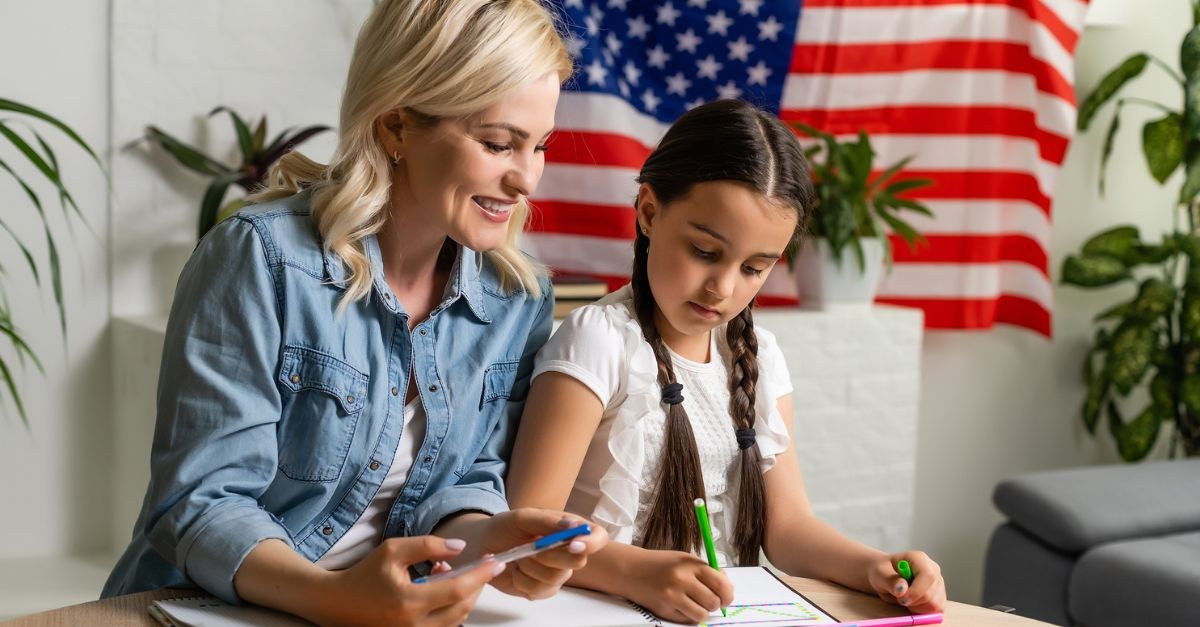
[316,398,425,570]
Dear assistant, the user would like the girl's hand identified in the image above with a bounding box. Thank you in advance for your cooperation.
[625,550,734,625]
[479,508,609,600]
[867,551,947,614]
[320,536,503,627]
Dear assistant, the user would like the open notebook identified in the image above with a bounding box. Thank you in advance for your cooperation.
[148,566,836,627]
[466,566,839,626]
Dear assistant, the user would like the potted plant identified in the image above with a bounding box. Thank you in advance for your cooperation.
[1062,2,1200,460]
[787,124,933,308]
[0,98,102,427]
[139,106,330,238]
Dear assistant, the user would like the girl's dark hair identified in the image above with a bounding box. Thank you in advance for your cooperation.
[632,99,815,565]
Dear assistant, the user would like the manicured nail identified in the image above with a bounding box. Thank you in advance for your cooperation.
[444,538,466,551]
[899,597,911,606]
[491,561,507,576]
[435,560,451,570]
[568,540,587,553]
[895,583,907,595]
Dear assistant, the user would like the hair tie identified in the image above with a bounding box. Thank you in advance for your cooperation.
[661,382,684,405]
[735,427,757,450]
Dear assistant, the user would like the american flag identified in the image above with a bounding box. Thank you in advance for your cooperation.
[525,0,1091,336]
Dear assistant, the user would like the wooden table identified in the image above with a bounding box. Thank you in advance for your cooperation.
[5,577,1052,626]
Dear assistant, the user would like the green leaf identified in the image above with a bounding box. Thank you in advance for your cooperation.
[1082,350,1108,433]
[1078,53,1148,131]
[1100,106,1122,196]
[1104,322,1158,395]
[1082,225,1140,265]
[1181,26,1200,138]
[143,125,232,178]
[0,98,102,167]
[1061,254,1133,287]
[867,155,913,194]
[1113,404,1164,462]
[251,115,267,153]
[197,175,239,238]
[255,125,331,174]
[209,106,256,164]
[0,122,81,218]
[883,178,933,196]
[1179,150,1200,204]
[0,355,28,428]
[1132,277,1177,320]
[1142,113,1185,182]
[876,209,924,250]
[1131,239,1178,264]
[1181,374,1200,415]
[1093,301,1134,322]
[1181,282,1200,341]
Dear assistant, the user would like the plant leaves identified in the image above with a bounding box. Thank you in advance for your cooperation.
[1100,106,1122,196]
[1104,322,1158,395]
[252,115,267,153]
[1093,301,1134,322]
[1132,277,1177,320]
[209,106,255,164]
[1181,25,1200,139]
[1078,53,1148,131]
[1142,113,1185,183]
[197,175,239,238]
[143,125,232,178]
[1113,404,1163,462]
[1082,225,1140,264]
[0,97,102,167]
[1082,352,1108,433]
[1179,148,1200,204]
[1061,254,1132,287]
[1181,373,1200,416]
[255,125,332,176]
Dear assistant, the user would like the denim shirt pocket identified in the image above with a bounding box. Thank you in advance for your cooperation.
[480,359,520,407]
[455,359,520,478]
[276,346,368,482]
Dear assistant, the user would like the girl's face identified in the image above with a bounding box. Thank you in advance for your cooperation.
[637,180,797,350]
[388,73,560,252]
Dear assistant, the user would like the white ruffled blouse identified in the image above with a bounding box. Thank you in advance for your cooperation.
[531,285,793,565]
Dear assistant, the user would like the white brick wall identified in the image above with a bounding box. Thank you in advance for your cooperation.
[757,305,924,552]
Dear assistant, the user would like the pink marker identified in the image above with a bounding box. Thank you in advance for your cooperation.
[826,612,944,627]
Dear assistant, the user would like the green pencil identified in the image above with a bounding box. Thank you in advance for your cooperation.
[693,497,726,618]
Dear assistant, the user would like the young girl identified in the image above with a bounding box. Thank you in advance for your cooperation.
[507,100,946,624]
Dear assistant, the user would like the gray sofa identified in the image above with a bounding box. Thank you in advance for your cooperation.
[982,459,1200,626]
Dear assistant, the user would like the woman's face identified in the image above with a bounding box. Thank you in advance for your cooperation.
[638,181,797,349]
[390,73,560,252]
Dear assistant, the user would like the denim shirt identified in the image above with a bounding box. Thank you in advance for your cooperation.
[103,191,553,604]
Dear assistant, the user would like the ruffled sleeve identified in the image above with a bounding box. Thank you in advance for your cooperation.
[749,325,792,472]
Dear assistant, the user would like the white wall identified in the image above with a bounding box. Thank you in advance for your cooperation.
[0,1,112,558]
[911,2,1192,603]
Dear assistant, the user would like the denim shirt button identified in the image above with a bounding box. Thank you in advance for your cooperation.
[290,374,300,384]
[391,386,399,396]
[428,384,438,393]
[322,525,333,535]
[369,460,380,471]
[423,455,433,465]
[346,395,354,403]
[397,521,406,534]
[419,328,427,336]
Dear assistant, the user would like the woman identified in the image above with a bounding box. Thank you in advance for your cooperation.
[103,1,605,625]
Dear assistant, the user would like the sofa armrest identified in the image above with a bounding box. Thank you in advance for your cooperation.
[993,459,1200,553]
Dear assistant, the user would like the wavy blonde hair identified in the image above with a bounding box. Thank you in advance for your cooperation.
[251,0,572,304]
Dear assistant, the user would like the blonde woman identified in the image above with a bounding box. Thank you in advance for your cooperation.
[102,2,605,625]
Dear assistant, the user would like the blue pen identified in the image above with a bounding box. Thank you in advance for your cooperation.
[414,523,592,583]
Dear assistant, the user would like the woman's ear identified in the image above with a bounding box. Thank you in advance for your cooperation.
[376,109,407,164]
[635,184,659,236]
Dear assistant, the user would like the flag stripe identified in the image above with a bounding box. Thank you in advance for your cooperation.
[890,234,1048,273]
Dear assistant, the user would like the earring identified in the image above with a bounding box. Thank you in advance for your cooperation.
[391,152,402,166]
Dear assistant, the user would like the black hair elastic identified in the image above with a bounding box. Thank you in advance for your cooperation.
[661,382,684,405]
[735,427,757,450]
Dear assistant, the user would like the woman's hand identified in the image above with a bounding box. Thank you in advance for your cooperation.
[623,549,734,625]
[866,551,946,614]
[476,508,609,599]
[318,536,504,627]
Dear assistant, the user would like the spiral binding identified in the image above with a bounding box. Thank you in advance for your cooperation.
[628,600,664,625]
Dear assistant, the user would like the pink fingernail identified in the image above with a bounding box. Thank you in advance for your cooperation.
[568,540,587,553]
[444,538,466,551]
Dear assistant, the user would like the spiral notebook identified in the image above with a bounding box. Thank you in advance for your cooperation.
[466,566,839,626]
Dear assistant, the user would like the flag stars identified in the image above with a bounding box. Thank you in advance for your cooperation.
[747,60,772,85]
[619,79,631,98]
[624,60,642,85]
[585,58,609,86]
[739,0,763,16]
[676,28,701,54]
[665,72,692,96]
[687,97,706,110]
[606,32,623,55]
[716,81,743,100]
[590,3,605,22]
[642,89,662,112]
[758,15,784,42]
[687,0,708,7]
[727,36,753,62]
[565,0,583,8]
[696,54,723,80]
[565,34,585,58]
[607,0,629,9]
[657,2,681,26]
[585,15,600,36]
[647,44,671,68]
[627,15,650,39]
[706,10,733,36]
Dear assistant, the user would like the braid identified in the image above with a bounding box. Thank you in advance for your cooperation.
[631,228,706,555]
[726,306,767,565]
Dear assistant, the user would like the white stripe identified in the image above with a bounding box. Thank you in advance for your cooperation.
[556,91,668,148]
[524,233,1053,310]
[795,5,1076,85]
[1039,0,1090,31]
[904,200,1052,250]
[534,163,640,205]
[782,69,1077,139]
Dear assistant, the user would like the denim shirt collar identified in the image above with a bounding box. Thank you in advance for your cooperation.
[323,234,491,324]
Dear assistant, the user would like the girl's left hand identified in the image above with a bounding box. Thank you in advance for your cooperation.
[867,551,946,614]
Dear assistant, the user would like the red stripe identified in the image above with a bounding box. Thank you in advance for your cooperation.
[549,270,630,295]
[889,234,1048,273]
[780,106,1069,164]
[888,170,1051,213]
[799,0,1081,52]
[791,41,1074,105]
[547,131,652,167]
[528,200,637,239]
[874,295,1052,336]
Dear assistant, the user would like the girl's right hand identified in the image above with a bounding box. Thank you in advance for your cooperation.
[625,549,734,625]
[319,536,504,627]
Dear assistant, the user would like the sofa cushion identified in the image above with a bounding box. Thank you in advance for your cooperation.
[982,523,1074,626]
[992,460,1200,553]
[1069,530,1200,627]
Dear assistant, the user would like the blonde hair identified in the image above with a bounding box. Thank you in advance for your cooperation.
[251,0,572,305]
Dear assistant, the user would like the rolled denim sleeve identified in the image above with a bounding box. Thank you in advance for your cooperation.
[411,279,554,534]
[143,217,291,604]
